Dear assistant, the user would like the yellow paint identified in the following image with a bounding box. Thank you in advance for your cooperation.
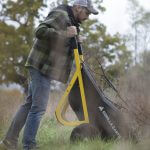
[55,49,89,126]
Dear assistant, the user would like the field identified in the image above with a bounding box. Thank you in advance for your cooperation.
[0,87,150,150]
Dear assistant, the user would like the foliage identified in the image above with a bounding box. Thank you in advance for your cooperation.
[0,84,150,149]
[80,19,132,85]
[127,0,150,63]
[117,50,150,139]
[36,118,115,150]
[0,0,132,89]
[0,0,46,87]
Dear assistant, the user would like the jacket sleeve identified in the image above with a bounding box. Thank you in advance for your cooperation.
[35,10,70,40]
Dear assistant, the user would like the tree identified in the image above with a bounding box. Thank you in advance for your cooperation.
[78,6,131,85]
[127,0,150,64]
[0,0,46,89]
[0,0,132,91]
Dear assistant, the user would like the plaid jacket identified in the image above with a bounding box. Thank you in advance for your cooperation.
[25,5,79,83]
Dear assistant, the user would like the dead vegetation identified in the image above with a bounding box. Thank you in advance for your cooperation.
[0,89,23,127]
[0,60,150,142]
[117,65,150,140]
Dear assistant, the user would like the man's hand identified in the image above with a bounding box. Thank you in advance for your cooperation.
[66,26,77,38]
[77,35,85,43]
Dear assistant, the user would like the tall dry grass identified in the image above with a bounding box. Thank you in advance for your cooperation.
[0,89,23,128]
[45,90,77,122]
[117,66,150,140]
[0,63,150,142]
[0,88,76,130]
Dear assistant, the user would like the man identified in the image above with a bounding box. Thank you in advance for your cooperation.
[0,0,98,149]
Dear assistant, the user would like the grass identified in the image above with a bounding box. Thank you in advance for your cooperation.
[0,88,150,150]
[30,118,115,150]
[0,89,23,137]
[9,116,116,150]
[18,117,146,150]
[0,90,127,150]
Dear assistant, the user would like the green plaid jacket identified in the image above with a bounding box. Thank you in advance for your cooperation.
[25,6,75,83]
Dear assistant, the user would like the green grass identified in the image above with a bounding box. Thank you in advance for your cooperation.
[36,118,115,150]
[1,89,150,150]
[0,117,149,150]
[21,118,136,150]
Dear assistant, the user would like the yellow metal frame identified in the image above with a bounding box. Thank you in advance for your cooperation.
[55,49,89,126]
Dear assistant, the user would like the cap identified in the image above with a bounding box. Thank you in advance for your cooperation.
[73,0,98,15]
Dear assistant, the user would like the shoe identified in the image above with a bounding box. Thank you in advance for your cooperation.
[0,140,17,150]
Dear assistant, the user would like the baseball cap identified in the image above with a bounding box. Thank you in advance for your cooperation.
[73,0,98,15]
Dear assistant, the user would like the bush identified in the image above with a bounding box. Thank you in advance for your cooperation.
[117,52,150,140]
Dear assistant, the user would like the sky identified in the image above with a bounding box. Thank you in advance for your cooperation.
[100,0,129,34]
[99,0,150,35]
[45,0,150,35]
[2,0,149,89]
[10,0,150,35]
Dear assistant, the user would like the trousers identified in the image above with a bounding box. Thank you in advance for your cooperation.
[4,67,51,149]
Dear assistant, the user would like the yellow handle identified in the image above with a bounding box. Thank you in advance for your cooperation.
[55,49,89,126]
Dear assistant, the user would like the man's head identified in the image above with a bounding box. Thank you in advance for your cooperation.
[72,0,98,23]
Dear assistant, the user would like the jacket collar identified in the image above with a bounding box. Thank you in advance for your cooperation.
[57,5,80,33]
